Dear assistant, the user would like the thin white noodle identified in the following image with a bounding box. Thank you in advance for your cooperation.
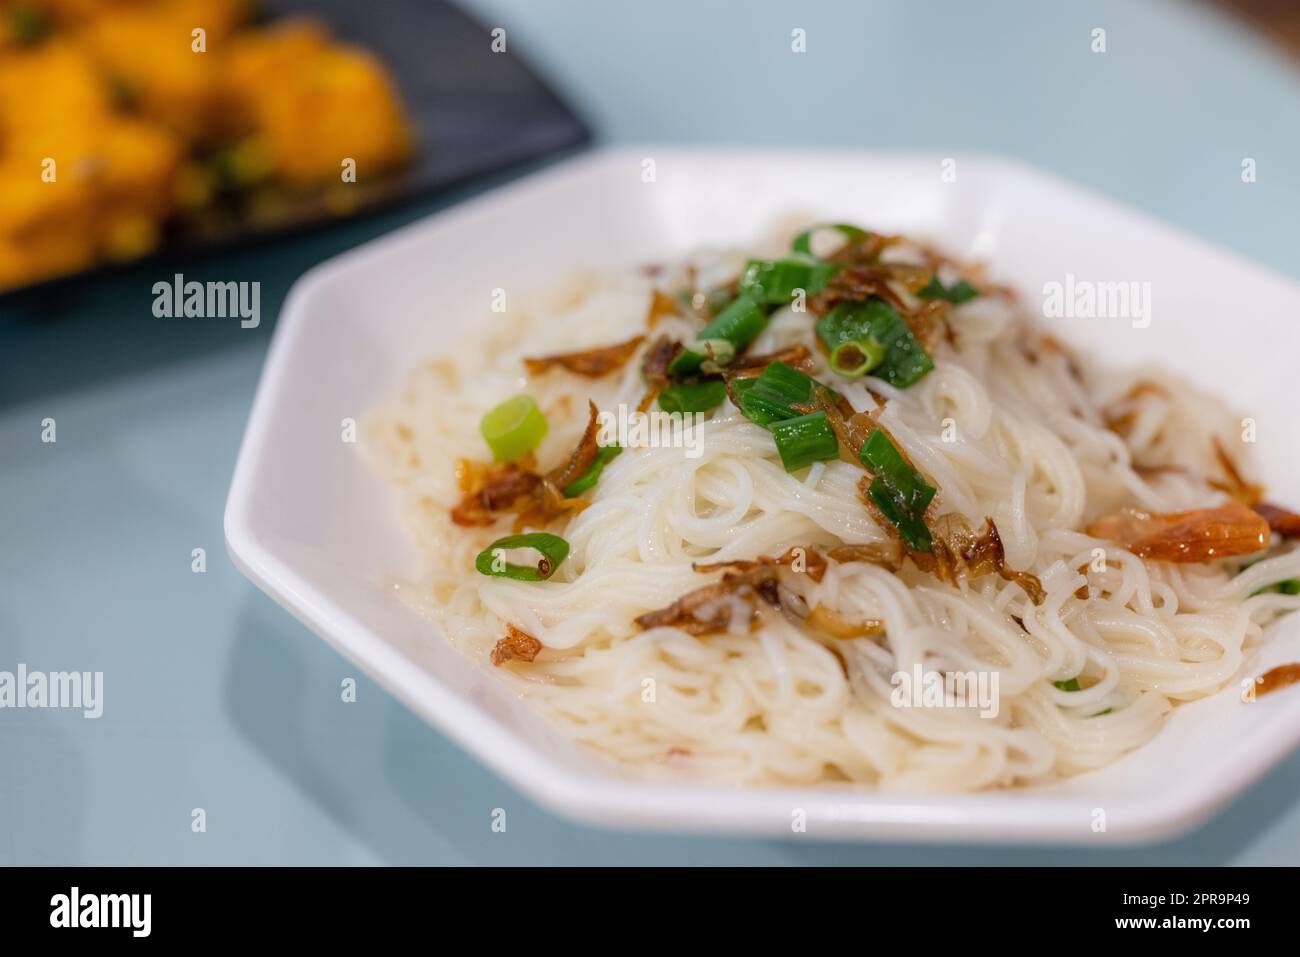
[363,238,1297,790]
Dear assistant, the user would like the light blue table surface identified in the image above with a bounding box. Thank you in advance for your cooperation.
[3,0,1299,865]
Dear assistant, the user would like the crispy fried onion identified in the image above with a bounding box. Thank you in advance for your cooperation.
[1102,380,1168,434]
[1254,503,1300,539]
[645,290,679,328]
[523,334,645,378]
[1211,436,1265,506]
[633,570,769,636]
[637,334,682,412]
[1255,663,1300,697]
[490,624,543,666]
[638,517,1046,638]
[832,509,1047,605]
[1085,500,1270,562]
[805,603,884,639]
[694,546,828,582]
[730,343,814,371]
[635,547,840,637]
[450,401,601,530]
[921,514,1047,604]
[450,458,540,527]
[811,266,905,315]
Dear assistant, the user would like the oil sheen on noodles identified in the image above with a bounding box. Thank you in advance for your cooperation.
[365,246,1300,791]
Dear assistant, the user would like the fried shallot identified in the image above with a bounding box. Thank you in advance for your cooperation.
[1255,663,1300,697]
[831,509,1046,605]
[1085,500,1270,562]
[451,402,602,530]
[915,514,1046,604]
[1211,436,1265,506]
[1255,503,1300,539]
[694,545,829,583]
[490,625,543,666]
[450,460,541,527]
[805,603,885,639]
[636,546,837,636]
[637,334,682,412]
[523,335,645,378]
[633,574,766,636]
[645,290,679,328]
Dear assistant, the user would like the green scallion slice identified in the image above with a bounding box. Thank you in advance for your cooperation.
[658,379,727,415]
[1250,578,1300,597]
[828,338,886,377]
[859,429,936,552]
[1053,677,1082,692]
[859,429,936,518]
[480,395,548,462]
[866,479,932,552]
[735,360,823,427]
[919,275,979,305]
[738,256,839,304]
[474,533,570,581]
[791,223,869,258]
[562,444,622,497]
[770,411,839,472]
[816,298,933,387]
[669,295,770,376]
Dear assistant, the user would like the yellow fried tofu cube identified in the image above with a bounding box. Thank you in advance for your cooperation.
[0,37,180,286]
[74,0,252,141]
[222,19,412,187]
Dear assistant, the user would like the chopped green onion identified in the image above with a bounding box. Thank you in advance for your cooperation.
[480,395,548,462]
[919,275,979,305]
[816,298,933,387]
[859,429,936,518]
[866,479,932,552]
[859,429,936,553]
[474,533,570,581]
[828,338,886,377]
[669,295,770,376]
[1251,579,1300,597]
[735,360,828,427]
[737,389,798,428]
[731,363,844,471]
[749,359,819,405]
[738,256,839,304]
[727,375,757,404]
[562,444,622,497]
[770,411,839,472]
[792,223,869,258]
[658,380,727,415]
[1091,708,1113,717]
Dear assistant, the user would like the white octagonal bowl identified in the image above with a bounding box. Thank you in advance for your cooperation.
[225,147,1300,845]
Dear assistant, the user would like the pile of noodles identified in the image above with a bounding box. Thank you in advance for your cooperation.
[364,234,1300,791]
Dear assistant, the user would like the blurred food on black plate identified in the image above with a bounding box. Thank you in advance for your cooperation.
[0,0,414,290]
